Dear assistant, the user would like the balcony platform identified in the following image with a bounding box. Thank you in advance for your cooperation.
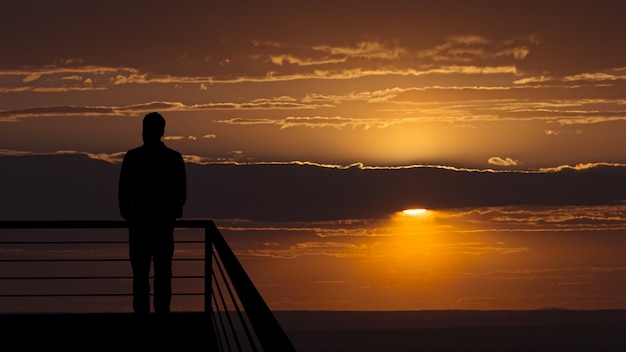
[2,310,625,351]
[0,312,217,349]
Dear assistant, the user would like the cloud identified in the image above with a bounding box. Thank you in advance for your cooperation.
[466,204,626,233]
[459,266,626,284]
[22,73,41,82]
[2,153,626,223]
[164,136,199,141]
[488,157,519,166]
[216,115,438,129]
[268,54,347,67]
[0,149,35,156]
[563,72,625,82]
[417,35,535,63]
[0,101,192,121]
[538,162,626,172]
[312,41,406,61]
[456,293,626,307]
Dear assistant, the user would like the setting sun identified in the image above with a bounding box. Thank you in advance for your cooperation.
[402,208,427,215]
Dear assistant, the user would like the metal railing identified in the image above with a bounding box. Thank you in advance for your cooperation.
[0,219,295,351]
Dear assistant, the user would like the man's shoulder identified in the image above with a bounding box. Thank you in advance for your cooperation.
[127,145,143,153]
[123,143,182,160]
[123,146,144,158]
[162,144,183,159]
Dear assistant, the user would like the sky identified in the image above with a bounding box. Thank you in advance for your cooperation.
[0,0,625,312]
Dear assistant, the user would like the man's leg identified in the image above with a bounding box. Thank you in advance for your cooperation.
[153,224,174,313]
[129,226,151,313]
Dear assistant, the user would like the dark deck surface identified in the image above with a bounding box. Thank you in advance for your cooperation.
[2,312,216,349]
[2,310,625,351]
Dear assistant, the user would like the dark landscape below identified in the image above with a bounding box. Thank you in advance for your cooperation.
[2,309,624,351]
[276,310,626,351]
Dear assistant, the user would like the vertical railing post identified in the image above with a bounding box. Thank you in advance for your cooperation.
[204,221,213,313]
[204,220,221,351]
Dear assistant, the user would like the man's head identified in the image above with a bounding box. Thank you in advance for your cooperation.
[142,112,166,144]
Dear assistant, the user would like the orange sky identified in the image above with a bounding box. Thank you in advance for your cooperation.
[0,0,625,312]
[1,0,625,169]
[225,206,625,311]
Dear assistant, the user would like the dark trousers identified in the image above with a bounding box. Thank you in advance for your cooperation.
[128,220,175,313]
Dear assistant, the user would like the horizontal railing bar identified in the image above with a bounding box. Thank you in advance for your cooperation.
[0,219,212,229]
[0,258,204,262]
[0,240,205,244]
[0,277,132,280]
[0,275,205,280]
[0,294,133,297]
[0,293,205,297]
[0,241,129,244]
[0,259,128,262]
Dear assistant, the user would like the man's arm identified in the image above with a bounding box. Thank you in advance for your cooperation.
[118,153,131,220]
[173,153,186,219]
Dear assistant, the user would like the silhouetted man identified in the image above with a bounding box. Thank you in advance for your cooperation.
[118,112,186,313]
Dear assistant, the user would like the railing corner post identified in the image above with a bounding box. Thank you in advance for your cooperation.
[204,221,213,314]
